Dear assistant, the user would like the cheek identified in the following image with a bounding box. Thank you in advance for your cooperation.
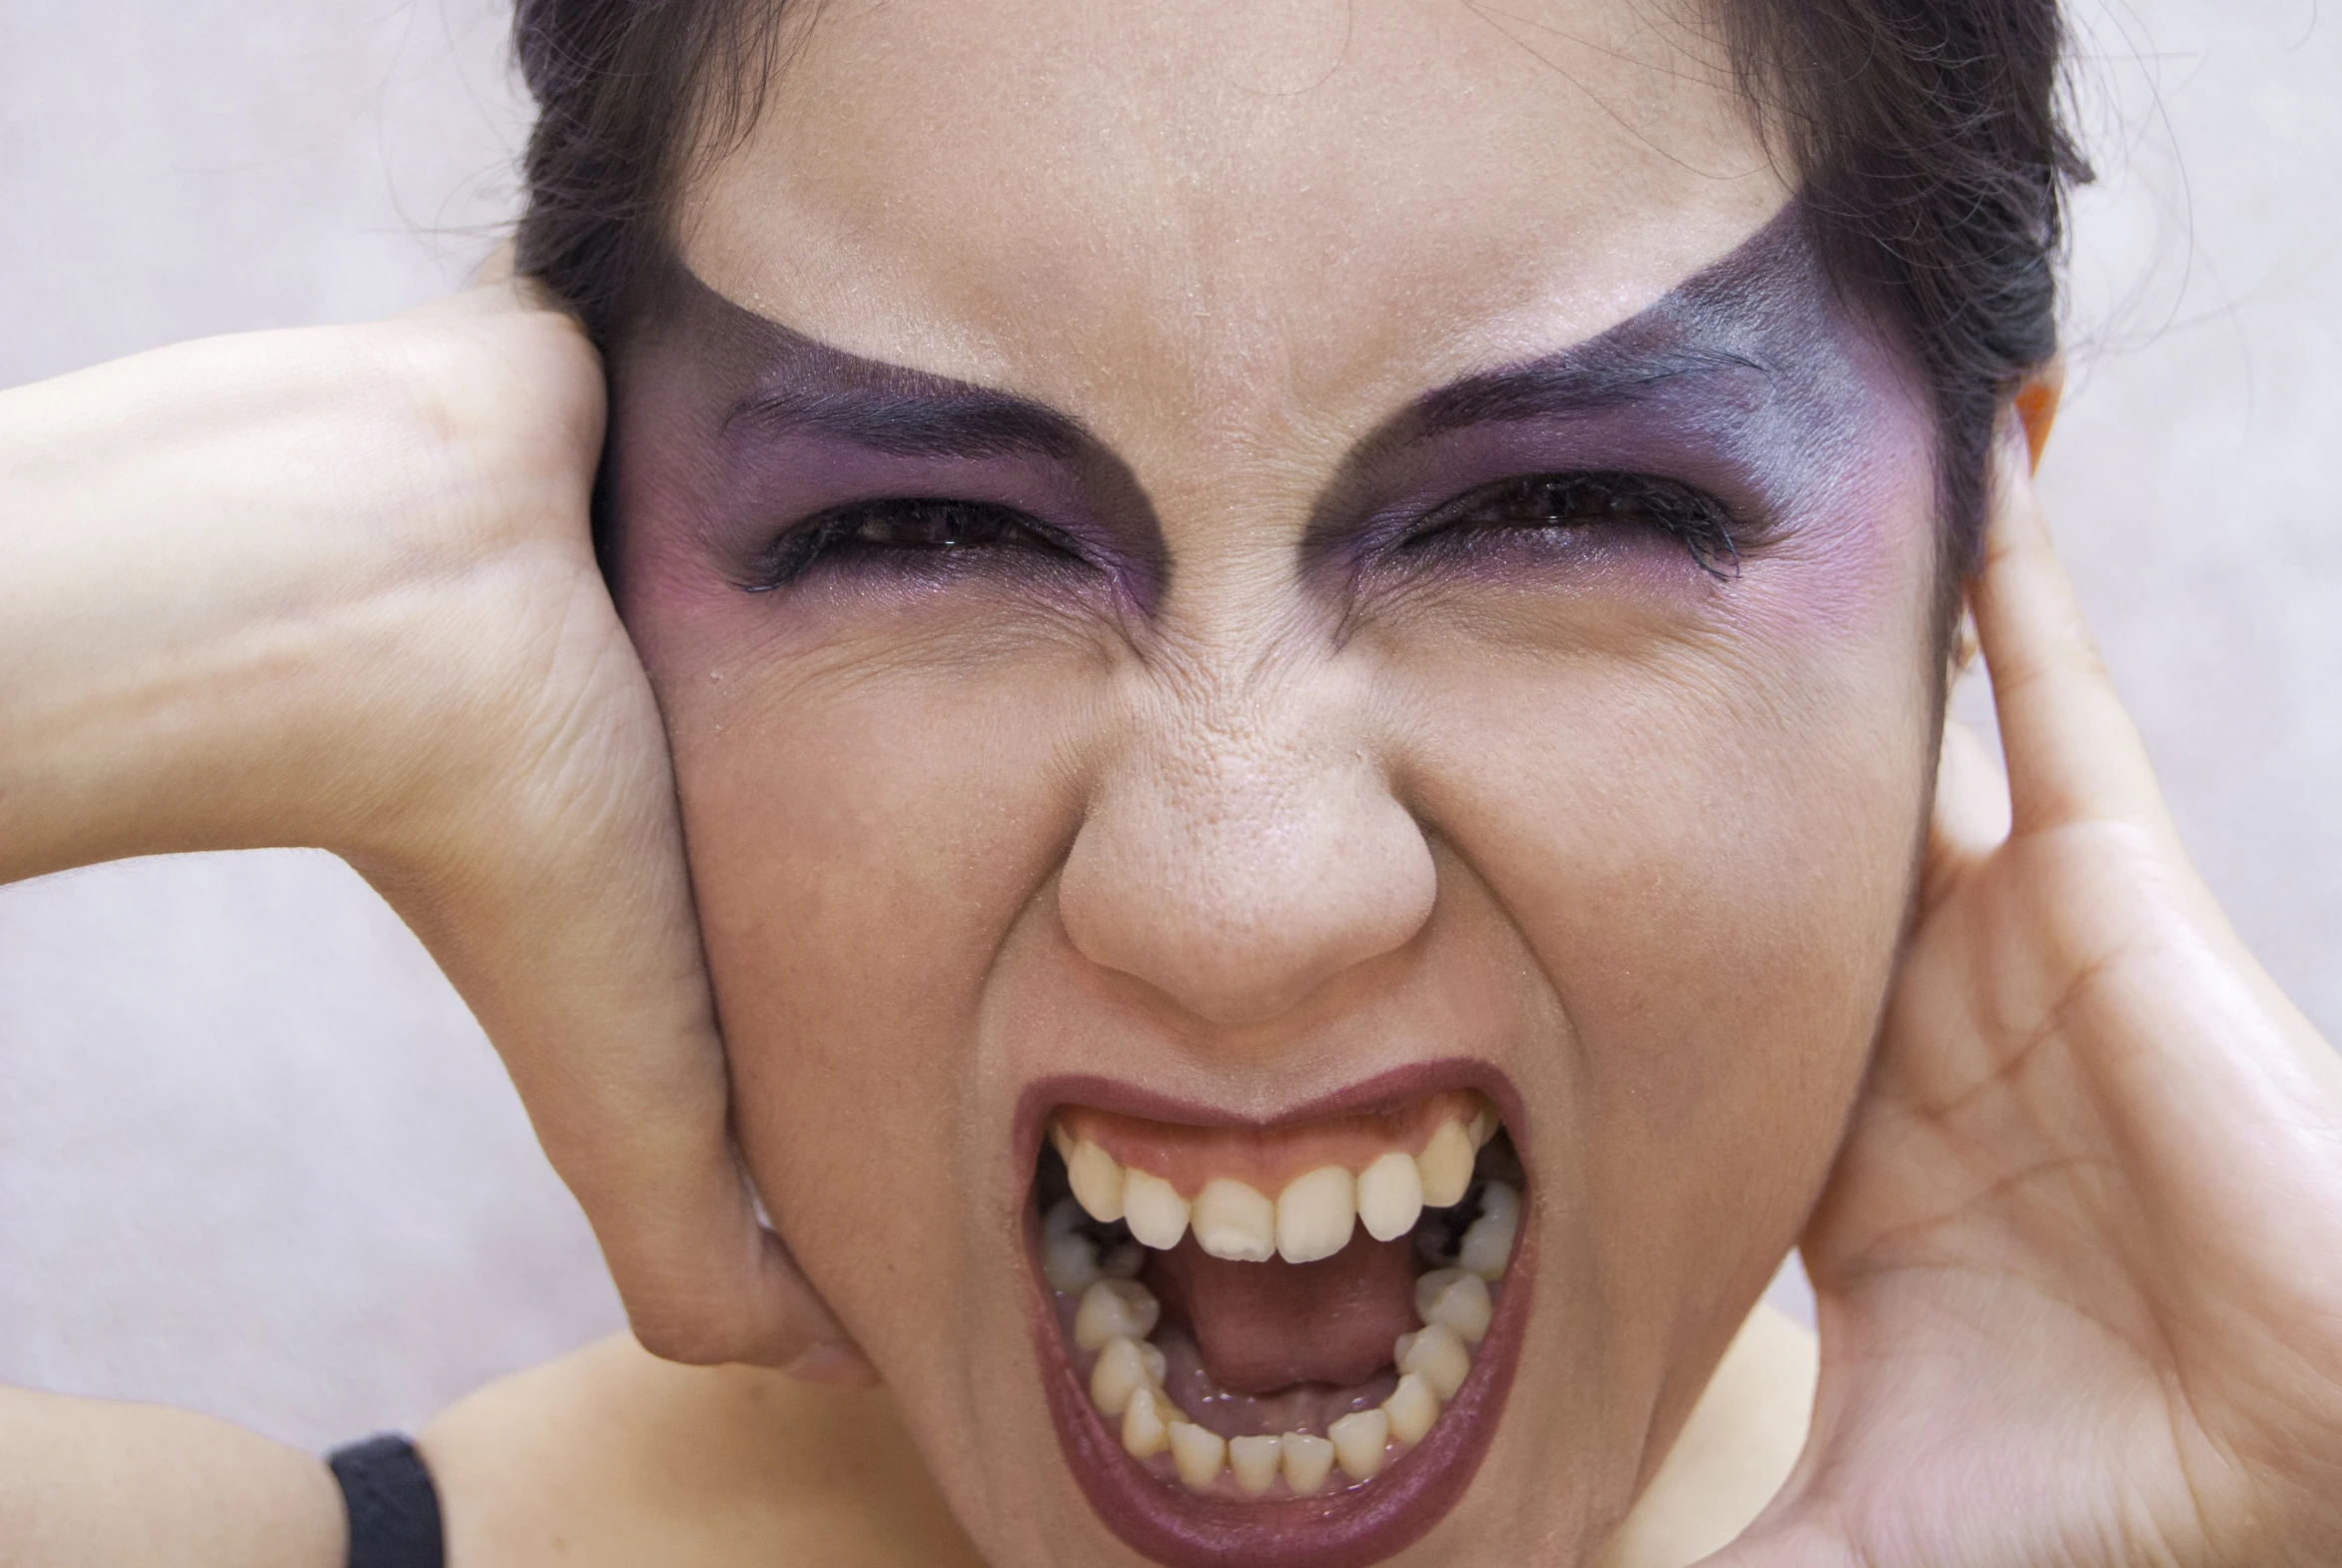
[623,567,1101,1360]
[1389,495,1941,1318]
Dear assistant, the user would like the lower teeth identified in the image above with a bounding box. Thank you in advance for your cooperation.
[1229,1432,1283,1494]
[1045,1171,1521,1496]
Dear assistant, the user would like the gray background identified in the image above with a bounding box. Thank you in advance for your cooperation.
[1,0,2334,1451]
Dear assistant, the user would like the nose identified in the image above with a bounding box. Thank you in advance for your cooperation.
[1055,674,1436,1029]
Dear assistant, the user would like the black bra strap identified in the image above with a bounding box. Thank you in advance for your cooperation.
[328,1434,445,1568]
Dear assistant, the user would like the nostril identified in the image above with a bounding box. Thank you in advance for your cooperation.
[1056,757,1435,1028]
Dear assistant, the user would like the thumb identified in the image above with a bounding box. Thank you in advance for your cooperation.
[356,619,869,1380]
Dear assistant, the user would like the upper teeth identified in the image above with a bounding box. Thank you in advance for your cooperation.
[1051,1109,1501,1263]
[1066,1139,1128,1223]
[1356,1150,1424,1241]
[1414,1119,1477,1206]
[1274,1166,1357,1263]
[1121,1170,1191,1250]
[1190,1177,1276,1262]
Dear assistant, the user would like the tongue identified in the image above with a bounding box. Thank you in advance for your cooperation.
[1145,1234,1423,1393]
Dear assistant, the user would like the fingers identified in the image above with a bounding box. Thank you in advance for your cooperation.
[1968,417,2172,840]
[1919,715,2012,909]
[370,278,855,1372]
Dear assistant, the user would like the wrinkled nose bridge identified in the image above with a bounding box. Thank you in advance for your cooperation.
[1055,665,1437,1030]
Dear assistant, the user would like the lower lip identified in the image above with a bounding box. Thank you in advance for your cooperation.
[1020,1161,1533,1567]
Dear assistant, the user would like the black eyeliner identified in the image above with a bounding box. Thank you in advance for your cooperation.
[1397,471,1755,581]
[740,496,1089,592]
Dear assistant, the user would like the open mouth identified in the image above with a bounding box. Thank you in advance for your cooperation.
[1021,1069,1531,1568]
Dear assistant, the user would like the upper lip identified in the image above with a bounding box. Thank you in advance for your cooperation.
[1013,1057,1530,1177]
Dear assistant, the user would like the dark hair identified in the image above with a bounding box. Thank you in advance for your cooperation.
[1721,1,2090,575]
[513,0,2086,575]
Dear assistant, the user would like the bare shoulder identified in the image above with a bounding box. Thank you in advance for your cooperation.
[419,1310,1813,1568]
[418,1336,987,1568]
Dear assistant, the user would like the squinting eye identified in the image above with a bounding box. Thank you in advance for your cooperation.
[747,496,1075,589]
[839,497,1046,550]
[1450,476,1619,528]
[1404,471,1743,579]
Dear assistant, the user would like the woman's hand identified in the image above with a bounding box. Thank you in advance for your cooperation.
[0,273,863,1379]
[1708,417,2342,1566]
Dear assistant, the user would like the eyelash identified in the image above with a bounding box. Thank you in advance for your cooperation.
[743,496,1077,590]
[1398,471,1746,580]
[743,470,1748,591]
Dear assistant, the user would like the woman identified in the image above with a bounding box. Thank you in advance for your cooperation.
[3,0,2339,1564]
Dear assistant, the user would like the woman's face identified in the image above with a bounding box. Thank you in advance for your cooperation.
[610,0,1942,1562]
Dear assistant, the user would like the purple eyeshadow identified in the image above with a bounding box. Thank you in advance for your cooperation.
[604,202,1929,619]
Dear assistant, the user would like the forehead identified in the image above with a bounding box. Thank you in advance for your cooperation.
[679,0,1791,434]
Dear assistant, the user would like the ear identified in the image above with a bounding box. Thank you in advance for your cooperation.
[2011,355,2064,472]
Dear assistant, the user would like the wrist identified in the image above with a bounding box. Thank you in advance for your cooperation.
[0,319,605,882]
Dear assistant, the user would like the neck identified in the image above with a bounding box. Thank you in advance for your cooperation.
[1595,1300,1818,1568]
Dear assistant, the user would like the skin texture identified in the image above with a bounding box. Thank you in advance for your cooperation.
[0,1390,342,1568]
[6,0,2341,1564]
[1708,433,2342,1568]
[606,2,1937,1561]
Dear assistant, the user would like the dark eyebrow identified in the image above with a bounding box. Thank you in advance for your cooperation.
[1311,207,1819,543]
[651,203,1833,585]
[1352,284,1787,470]
[1407,342,1772,438]
[722,382,1094,462]
[1402,204,1815,443]
[677,203,1807,481]
[1309,327,1782,546]
[658,261,1171,594]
